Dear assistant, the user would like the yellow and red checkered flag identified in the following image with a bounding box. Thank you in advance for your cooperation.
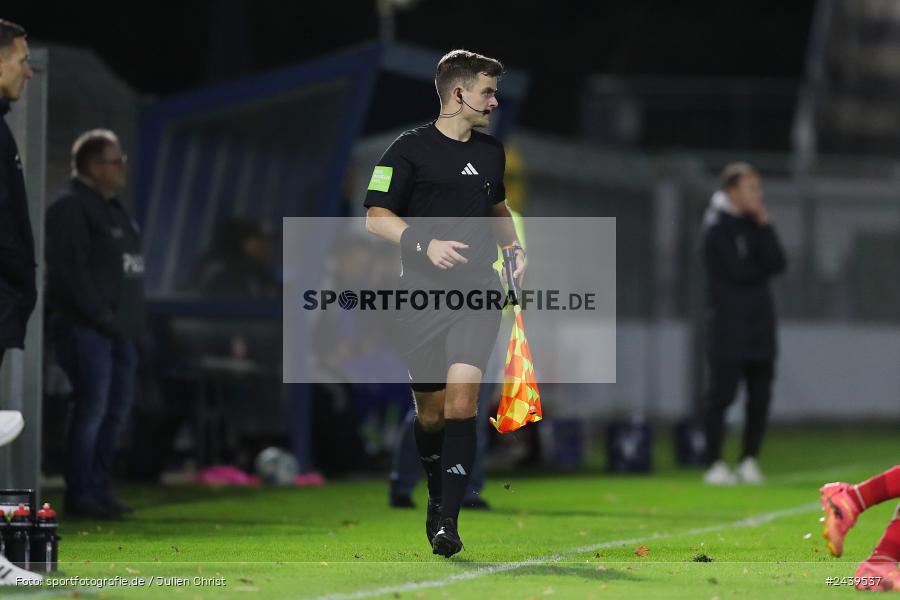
[490,243,542,433]
[490,306,542,433]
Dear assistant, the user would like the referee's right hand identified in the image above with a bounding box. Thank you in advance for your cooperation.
[427,240,469,270]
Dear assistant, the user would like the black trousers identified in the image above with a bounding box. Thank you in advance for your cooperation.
[703,359,774,465]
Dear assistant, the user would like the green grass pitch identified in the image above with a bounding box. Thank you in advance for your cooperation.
[6,426,900,599]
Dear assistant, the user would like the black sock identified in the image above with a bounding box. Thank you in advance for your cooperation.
[414,418,445,502]
[441,417,477,523]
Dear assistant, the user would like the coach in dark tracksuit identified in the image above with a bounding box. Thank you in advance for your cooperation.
[0,21,36,452]
[46,129,144,518]
[702,162,787,486]
[0,32,35,370]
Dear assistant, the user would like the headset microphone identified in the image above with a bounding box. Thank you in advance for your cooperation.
[438,92,491,118]
[459,92,491,115]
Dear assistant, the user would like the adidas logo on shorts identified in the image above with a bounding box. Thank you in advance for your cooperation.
[446,464,467,475]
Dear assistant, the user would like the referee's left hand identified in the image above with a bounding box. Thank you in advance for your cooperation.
[512,249,526,286]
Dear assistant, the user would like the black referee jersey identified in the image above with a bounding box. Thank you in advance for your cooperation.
[364,121,508,353]
[364,121,507,287]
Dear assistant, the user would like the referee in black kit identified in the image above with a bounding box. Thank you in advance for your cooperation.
[364,49,524,557]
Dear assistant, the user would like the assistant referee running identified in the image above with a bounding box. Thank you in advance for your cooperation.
[364,49,524,558]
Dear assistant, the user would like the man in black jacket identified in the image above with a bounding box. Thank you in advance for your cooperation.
[46,129,144,518]
[0,18,44,587]
[701,162,787,486]
[0,19,34,445]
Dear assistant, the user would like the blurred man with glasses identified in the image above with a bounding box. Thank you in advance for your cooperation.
[46,129,145,518]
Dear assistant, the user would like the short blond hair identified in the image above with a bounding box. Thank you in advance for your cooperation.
[435,49,503,102]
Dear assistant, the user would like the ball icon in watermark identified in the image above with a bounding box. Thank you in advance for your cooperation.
[338,290,359,310]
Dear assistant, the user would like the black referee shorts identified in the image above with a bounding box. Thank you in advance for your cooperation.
[405,309,502,393]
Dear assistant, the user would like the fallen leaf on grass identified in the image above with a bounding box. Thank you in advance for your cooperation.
[634,544,650,557]
[239,578,254,584]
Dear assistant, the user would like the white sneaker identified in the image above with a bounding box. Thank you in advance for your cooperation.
[0,555,43,585]
[703,460,738,485]
[736,457,765,484]
[0,410,24,448]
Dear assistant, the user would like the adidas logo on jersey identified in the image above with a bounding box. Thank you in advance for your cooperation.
[460,162,479,175]
[446,464,467,475]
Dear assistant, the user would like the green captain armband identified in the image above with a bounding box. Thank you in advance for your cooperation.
[368,166,393,192]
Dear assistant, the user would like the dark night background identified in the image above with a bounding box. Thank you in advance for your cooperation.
[5,1,816,136]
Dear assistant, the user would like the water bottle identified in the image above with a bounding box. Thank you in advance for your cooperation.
[6,504,31,569]
[31,503,60,572]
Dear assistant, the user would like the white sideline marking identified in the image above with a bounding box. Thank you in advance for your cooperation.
[304,502,820,600]
[769,459,898,484]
